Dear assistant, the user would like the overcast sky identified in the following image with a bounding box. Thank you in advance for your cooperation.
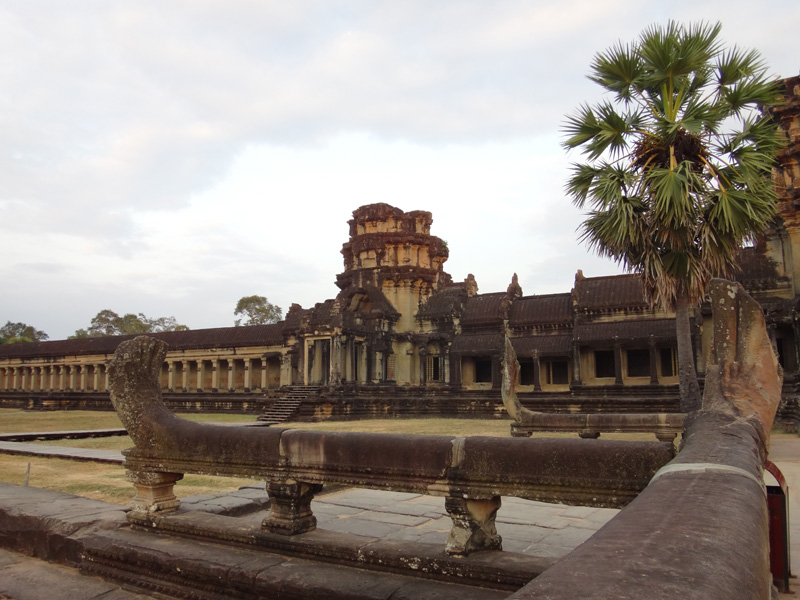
[2,1,798,340]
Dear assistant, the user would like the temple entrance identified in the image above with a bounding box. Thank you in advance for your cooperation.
[307,339,331,386]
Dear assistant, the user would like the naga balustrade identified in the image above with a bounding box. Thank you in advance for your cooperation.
[108,335,674,556]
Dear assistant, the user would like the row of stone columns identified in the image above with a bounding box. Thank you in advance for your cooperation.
[0,355,287,394]
[0,364,109,393]
[161,356,282,393]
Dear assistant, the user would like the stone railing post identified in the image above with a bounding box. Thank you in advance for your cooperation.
[262,480,324,535]
[126,470,183,514]
[444,495,502,556]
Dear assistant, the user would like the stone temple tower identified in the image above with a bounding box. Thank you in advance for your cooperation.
[336,203,451,332]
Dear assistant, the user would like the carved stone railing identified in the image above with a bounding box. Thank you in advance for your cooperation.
[108,336,674,556]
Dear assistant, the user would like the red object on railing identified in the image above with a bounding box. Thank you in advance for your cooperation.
[765,460,792,593]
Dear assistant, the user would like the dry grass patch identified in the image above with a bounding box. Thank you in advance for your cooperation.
[0,454,261,505]
[281,418,515,437]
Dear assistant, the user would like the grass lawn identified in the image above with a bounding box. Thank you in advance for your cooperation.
[0,409,684,505]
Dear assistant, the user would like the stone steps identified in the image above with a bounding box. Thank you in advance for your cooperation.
[257,386,320,424]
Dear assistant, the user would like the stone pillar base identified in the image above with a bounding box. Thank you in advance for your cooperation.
[445,496,502,556]
[262,481,323,535]
[126,470,183,514]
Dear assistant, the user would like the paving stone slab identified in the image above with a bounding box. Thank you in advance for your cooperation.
[354,509,432,527]
[557,505,599,519]
[537,526,596,548]
[320,516,406,538]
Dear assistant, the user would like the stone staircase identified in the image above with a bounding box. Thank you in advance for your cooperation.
[256,386,319,424]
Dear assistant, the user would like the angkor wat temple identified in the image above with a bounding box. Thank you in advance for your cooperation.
[2,76,800,425]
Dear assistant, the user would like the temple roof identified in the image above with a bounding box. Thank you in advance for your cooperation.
[509,294,572,327]
[417,285,467,320]
[510,335,573,356]
[574,319,677,344]
[0,323,285,360]
[450,333,503,354]
[574,274,649,311]
[460,293,506,327]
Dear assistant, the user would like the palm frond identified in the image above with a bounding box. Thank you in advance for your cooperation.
[562,19,783,312]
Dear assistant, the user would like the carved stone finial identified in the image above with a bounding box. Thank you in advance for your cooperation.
[506,273,523,299]
[108,335,175,453]
[701,279,783,446]
[465,274,478,297]
[501,336,539,423]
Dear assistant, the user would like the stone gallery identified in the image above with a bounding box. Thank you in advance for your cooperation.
[1,76,799,426]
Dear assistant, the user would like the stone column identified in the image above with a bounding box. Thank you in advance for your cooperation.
[80,365,88,391]
[196,360,206,392]
[211,359,219,392]
[104,365,110,393]
[330,334,342,385]
[58,365,66,391]
[444,496,503,556]
[167,361,176,392]
[444,348,451,384]
[648,338,658,385]
[93,364,100,392]
[375,351,384,383]
[228,359,236,392]
[244,359,252,392]
[280,352,293,387]
[348,339,356,382]
[303,340,311,385]
[491,355,501,389]
[450,353,462,388]
[571,341,582,386]
[361,344,369,383]
[262,481,324,535]
[12,367,20,391]
[613,342,623,385]
[261,358,268,390]
[68,365,77,391]
[533,350,542,391]
[181,361,190,392]
[419,346,428,386]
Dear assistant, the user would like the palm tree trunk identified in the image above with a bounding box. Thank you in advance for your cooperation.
[675,291,701,412]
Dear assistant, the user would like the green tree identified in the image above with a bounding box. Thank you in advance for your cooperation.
[563,21,783,412]
[69,310,188,338]
[0,321,49,344]
[234,295,282,326]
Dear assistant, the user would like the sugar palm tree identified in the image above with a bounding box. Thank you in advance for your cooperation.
[563,21,783,412]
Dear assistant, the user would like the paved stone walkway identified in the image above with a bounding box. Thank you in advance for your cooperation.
[0,441,123,464]
[306,488,616,559]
